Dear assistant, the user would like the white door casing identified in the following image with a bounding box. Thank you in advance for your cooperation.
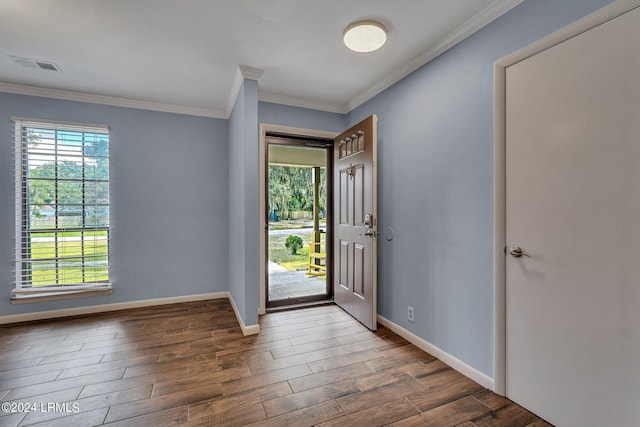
[496,2,640,426]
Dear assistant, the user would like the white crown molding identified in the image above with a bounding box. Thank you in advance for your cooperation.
[346,0,525,112]
[259,90,348,115]
[225,68,246,117]
[239,65,265,81]
[224,66,266,118]
[0,82,227,119]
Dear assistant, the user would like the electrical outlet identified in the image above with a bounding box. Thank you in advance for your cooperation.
[407,306,415,323]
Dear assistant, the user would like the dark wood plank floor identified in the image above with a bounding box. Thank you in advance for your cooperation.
[0,300,550,426]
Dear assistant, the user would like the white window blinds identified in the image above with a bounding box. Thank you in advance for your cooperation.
[12,118,111,302]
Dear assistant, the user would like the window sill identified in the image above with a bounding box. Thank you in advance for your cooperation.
[10,285,112,305]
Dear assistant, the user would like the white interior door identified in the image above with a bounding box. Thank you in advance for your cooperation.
[334,115,377,330]
[504,6,640,426]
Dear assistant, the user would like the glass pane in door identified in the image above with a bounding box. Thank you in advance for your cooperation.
[266,143,329,306]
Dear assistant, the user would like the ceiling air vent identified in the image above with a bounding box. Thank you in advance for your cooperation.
[35,61,59,71]
[10,56,62,72]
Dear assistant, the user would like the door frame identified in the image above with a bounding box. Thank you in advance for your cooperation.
[259,123,338,315]
[493,0,640,395]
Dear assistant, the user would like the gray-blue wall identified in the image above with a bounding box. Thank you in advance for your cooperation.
[259,101,346,133]
[228,82,247,322]
[243,80,260,327]
[0,93,229,316]
[347,0,613,376]
[228,79,260,327]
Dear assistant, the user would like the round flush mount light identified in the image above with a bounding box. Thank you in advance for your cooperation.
[343,20,388,53]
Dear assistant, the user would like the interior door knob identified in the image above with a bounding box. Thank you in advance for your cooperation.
[509,246,531,258]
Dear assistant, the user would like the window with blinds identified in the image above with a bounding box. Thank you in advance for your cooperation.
[12,119,111,302]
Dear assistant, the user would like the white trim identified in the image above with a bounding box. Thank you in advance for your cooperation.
[13,119,112,297]
[228,293,260,336]
[258,123,339,315]
[14,123,22,292]
[378,315,493,390]
[1,291,261,336]
[10,290,113,305]
[493,57,507,396]
[0,292,229,325]
[493,0,640,396]
[345,0,524,112]
[226,66,266,117]
[238,66,265,81]
[495,0,640,69]
[10,116,109,132]
[1,66,266,120]
[257,0,525,115]
[0,82,226,119]
[226,68,246,117]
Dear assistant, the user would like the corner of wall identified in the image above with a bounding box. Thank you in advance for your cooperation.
[227,74,261,329]
[228,292,260,336]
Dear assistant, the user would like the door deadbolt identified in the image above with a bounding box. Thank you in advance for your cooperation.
[364,213,373,228]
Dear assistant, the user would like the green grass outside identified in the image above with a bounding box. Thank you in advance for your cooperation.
[30,268,109,287]
[28,231,109,286]
[268,230,325,272]
[269,223,309,231]
[31,240,108,259]
[268,218,326,231]
[268,233,309,271]
[31,230,108,238]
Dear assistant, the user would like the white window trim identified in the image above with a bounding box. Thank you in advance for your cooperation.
[11,117,112,304]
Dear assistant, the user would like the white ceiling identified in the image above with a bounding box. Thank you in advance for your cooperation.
[0,0,523,118]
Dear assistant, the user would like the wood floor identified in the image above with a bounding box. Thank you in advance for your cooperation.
[0,300,550,426]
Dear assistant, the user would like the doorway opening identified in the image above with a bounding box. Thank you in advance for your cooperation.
[265,133,333,309]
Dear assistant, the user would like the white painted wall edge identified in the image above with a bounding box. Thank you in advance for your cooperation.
[228,293,261,336]
[377,315,494,390]
[0,292,261,337]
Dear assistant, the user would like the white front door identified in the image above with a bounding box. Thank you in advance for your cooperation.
[503,5,640,426]
[334,115,377,330]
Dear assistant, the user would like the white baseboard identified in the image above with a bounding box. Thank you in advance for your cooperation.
[228,294,261,336]
[377,315,494,390]
[0,292,250,333]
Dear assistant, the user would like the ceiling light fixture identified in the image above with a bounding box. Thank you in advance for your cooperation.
[343,20,387,53]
